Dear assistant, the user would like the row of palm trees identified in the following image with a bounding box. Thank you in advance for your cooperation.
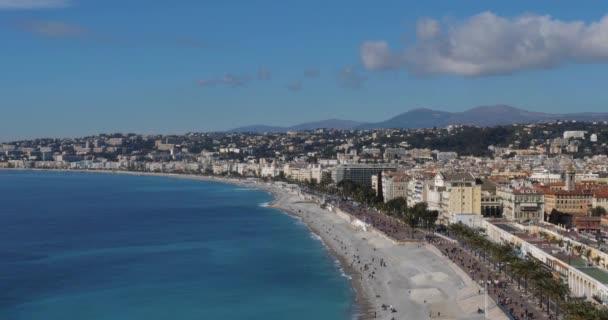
[537,231,606,268]
[448,223,608,320]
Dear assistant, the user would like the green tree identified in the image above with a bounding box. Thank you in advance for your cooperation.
[591,206,607,217]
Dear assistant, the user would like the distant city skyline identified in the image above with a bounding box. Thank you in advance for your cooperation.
[2,0,608,141]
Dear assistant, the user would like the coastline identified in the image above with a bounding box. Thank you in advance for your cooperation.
[266,193,375,319]
[2,168,504,320]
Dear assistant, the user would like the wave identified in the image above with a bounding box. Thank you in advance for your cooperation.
[310,233,323,242]
[335,260,353,280]
[258,202,270,207]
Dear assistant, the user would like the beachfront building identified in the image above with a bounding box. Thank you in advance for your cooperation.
[426,172,481,223]
[371,174,380,196]
[283,163,312,182]
[496,187,544,222]
[381,172,409,203]
[407,176,428,206]
[260,162,282,178]
[331,164,397,187]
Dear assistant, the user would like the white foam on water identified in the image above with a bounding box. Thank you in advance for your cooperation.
[310,233,323,242]
[258,202,270,207]
[337,264,353,280]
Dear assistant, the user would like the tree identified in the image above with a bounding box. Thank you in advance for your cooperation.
[383,197,408,217]
[591,206,607,217]
[421,209,439,230]
[491,243,515,274]
[563,300,606,320]
[546,278,570,317]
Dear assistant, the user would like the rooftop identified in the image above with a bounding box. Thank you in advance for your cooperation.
[578,267,608,284]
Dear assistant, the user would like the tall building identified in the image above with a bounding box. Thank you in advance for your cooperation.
[426,172,481,222]
[381,172,409,203]
[332,164,397,187]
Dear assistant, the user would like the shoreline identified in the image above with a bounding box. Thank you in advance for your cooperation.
[3,168,503,319]
[266,194,375,319]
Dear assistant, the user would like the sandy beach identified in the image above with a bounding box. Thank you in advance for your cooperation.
[5,169,508,319]
[260,182,508,320]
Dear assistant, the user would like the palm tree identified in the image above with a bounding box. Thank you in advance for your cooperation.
[510,259,531,290]
[586,249,593,265]
[491,243,515,274]
[546,279,569,317]
[518,259,543,295]
[562,299,600,320]
[532,275,554,312]
[593,255,602,266]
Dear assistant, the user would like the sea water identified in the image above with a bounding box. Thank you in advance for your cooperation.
[0,171,354,320]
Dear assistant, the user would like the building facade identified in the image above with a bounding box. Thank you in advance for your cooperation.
[497,187,545,222]
[332,164,397,187]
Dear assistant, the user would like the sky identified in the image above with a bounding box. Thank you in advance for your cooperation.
[2,0,608,141]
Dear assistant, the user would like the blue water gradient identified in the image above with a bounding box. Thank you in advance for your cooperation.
[0,171,353,320]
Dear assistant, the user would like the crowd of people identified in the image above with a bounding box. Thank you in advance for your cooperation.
[435,241,547,320]
[336,201,423,241]
[304,190,553,320]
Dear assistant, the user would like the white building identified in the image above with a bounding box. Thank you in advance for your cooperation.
[529,171,563,184]
[563,131,586,140]
[381,172,409,203]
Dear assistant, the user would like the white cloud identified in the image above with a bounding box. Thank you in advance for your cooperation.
[360,12,608,76]
[17,21,84,37]
[360,40,400,71]
[415,17,440,39]
[0,0,71,9]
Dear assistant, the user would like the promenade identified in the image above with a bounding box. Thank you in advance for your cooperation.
[434,240,553,320]
[323,195,543,319]
[336,201,425,242]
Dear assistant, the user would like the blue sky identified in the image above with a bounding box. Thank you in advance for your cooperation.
[2,0,608,140]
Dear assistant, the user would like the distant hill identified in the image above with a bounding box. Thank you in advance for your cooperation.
[229,119,365,133]
[358,108,453,129]
[230,105,608,132]
[358,105,608,129]
[227,125,286,133]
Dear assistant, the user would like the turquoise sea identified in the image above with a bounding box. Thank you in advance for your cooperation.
[0,171,354,319]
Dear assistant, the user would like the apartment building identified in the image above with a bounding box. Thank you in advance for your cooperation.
[497,187,544,222]
[381,172,409,203]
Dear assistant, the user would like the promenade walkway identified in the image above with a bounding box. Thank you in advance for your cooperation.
[434,239,554,320]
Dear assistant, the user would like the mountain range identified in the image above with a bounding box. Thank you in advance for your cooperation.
[229,105,608,132]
